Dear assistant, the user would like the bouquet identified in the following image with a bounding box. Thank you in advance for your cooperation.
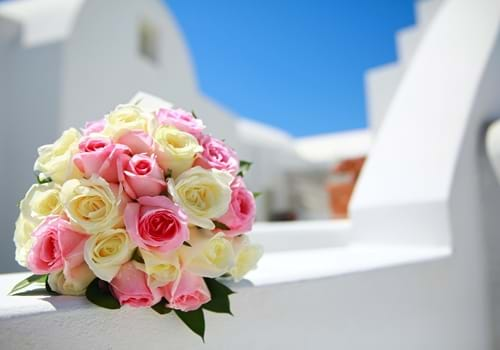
[10,94,263,340]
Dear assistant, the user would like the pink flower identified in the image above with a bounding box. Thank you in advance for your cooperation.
[216,178,256,237]
[162,271,211,312]
[120,154,166,199]
[124,196,189,253]
[194,135,239,175]
[27,216,88,275]
[111,262,160,307]
[156,108,205,137]
[117,131,154,155]
[73,136,131,183]
[82,119,105,136]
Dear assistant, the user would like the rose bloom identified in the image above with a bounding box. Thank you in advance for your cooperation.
[121,154,166,199]
[103,104,153,140]
[13,215,36,267]
[161,270,211,312]
[27,216,88,275]
[111,261,160,307]
[84,228,135,282]
[19,182,63,227]
[117,131,154,155]
[60,176,127,234]
[73,136,131,183]
[156,108,205,138]
[216,177,256,237]
[230,235,263,282]
[34,128,82,184]
[82,119,105,136]
[124,196,189,253]
[194,135,239,175]
[152,125,203,178]
[181,229,235,278]
[133,249,180,289]
[48,263,95,296]
[168,166,233,229]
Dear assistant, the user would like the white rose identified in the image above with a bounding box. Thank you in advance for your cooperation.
[13,215,36,267]
[230,235,263,282]
[181,228,235,278]
[20,182,63,226]
[133,249,180,289]
[84,228,135,282]
[48,263,95,296]
[34,128,82,184]
[152,125,203,177]
[60,176,125,234]
[168,166,233,229]
[103,104,153,139]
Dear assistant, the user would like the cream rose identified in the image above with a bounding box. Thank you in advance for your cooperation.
[13,215,36,267]
[153,125,203,177]
[133,249,180,289]
[20,182,63,226]
[181,228,234,278]
[168,166,233,229]
[60,176,125,234]
[34,128,82,184]
[47,264,95,296]
[84,228,135,282]
[230,235,263,282]
[103,104,153,140]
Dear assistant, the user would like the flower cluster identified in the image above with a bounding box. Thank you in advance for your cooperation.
[12,101,263,339]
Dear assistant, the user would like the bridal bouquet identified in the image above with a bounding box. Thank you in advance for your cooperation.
[10,94,263,340]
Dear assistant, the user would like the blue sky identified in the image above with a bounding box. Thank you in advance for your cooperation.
[166,0,415,137]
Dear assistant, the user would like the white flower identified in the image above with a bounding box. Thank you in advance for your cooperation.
[48,264,95,296]
[168,166,233,229]
[103,104,153,140]
[133,249,180,289]
[230,235,263,282]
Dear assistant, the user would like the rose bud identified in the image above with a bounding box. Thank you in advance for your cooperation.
[121,154,166,199]
[194,135,239,175]
[156,108,205,138]
[161,270,211,312]
[111,261,160,307]
[117,131,154,155]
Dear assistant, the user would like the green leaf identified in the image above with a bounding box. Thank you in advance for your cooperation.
[252,192,262,199]
[165,169,173,179]
[85,278,121,310]
[191,110,199,119]
[36,174,52,185]
[175,308,205,342]
[204,278,235,297]
[183,241,192,247]
[203,294,232,315]
[9,274,47,295]
[131,248,145,264]
[151,299,172,315]
[212,220,230,231]
[237,160,253,177]
[45,275,60,296]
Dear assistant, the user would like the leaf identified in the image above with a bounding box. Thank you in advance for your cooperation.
[237,160,252,177]
[36,174,52,185]
[212,220,230,231]
[165,169,173,179]
[9,274,47,295]
[151,299,172,315]
[252,192,262,199]
[183,241,192,247]
[131,248,145,264]
[204,278,235,297]
[191,110,199,119]
[203,294,232,315]
[175,308,205,342]
[10,288,49,296]
[85,278,121,310]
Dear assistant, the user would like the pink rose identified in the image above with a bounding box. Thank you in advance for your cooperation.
[162,271,211,312]
[27,216,88,274]
[194,135,239,175]
[117,131,154,155]
[111,262,160,307]
[124,196,189,253]
[120,154,166,199]
[73,136,131,183]
[82,119,105,136]
[216,178,256,237]
[156,108,205,137]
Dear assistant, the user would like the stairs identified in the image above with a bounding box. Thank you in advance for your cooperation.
[365,0,444,132]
